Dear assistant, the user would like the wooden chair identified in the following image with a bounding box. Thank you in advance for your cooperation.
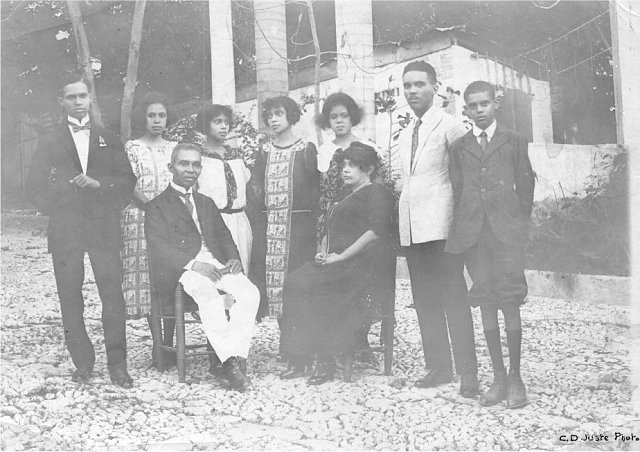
[150,283,221,383]
[342,285,396,382]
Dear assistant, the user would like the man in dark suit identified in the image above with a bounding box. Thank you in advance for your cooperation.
[145,143,259,392]
[26,74,136,388]
[446,80,535,409]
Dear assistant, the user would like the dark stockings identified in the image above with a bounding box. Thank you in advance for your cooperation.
[480,305,522,375]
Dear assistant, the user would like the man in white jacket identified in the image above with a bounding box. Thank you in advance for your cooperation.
[398,60,478,397]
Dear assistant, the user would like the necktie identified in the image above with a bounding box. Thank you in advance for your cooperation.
[183,192,194,216]
[70,122,90,133]
[410,118,422,168]
[479,131,488,152]
[205,151,238,211]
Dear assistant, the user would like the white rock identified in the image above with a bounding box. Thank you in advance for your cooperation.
[365,398,394,412]
[298,439,339,450]
[266,426,303,442]
[41,399,70,411]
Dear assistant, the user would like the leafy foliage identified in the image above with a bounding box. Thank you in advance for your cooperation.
[527,149,629,276]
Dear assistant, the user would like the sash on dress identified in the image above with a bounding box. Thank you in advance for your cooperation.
[264,140,305,318]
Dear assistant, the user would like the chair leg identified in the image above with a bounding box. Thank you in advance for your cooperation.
[383,320,393,376]
[175,284,186,383]
[383,296,395,376]
[343,353,354,382]
[149,313,164,372]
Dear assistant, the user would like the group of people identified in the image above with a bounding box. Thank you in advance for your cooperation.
[27,59,535,410]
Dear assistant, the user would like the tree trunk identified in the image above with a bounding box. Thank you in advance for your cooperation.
[306,0,323,146]
[209,0,236,106]
[334,0,375,141]
[67,0,102,127]
[254,0,288,129]
[120,0,147,142]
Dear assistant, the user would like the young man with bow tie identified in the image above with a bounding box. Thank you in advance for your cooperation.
[26,73,136,388]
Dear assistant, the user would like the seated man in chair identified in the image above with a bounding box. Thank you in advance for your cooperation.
[145,142,259,391]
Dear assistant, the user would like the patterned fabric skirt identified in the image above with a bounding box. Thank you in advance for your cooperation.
[121,204,151,319]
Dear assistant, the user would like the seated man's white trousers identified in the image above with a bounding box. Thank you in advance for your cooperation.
[179,254,259,363]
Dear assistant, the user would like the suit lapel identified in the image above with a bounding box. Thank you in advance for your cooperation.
[460,131,483,160]
[86,125,100,173]
[482,124,508,161]
[411,108,443,174]
[165,186,200,233]
[59,123,83,172]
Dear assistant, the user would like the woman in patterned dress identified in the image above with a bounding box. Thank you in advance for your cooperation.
[121,92,177,329]
[196,104,252,272]
[248,96,320,371]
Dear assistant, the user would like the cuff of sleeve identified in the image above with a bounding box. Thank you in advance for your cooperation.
[184,259,196,271]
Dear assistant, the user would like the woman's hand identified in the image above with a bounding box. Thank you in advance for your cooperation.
[323,253,343,265]
[314,252,326,265]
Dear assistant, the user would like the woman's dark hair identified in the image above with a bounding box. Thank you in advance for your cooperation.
[316,92,362,130]
[131,92,173,136]
[197,104,234,134]
[343,141,379,173]
[262,96,301,126]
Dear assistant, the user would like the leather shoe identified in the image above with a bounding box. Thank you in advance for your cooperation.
[506,369,527,409]
[415,369,453,388]
[280,362,307,380]
[224,357,250,392]
[109,367,133,389]
[479,371,507,406]
[307,362,336,386]
[459,373,480,398]
[71,367,93,384]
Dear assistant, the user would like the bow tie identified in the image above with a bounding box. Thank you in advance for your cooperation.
[69,122,90,133]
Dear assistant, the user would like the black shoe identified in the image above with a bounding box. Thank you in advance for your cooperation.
[479,371,508,407]
[109,367,133,389]
[415,369,453,388]
[224,357,250,392]
[459,373,480,398]
[307,362,336,386]
[506,369,527,409]
[279,360,307,380]
[71,366,93,384]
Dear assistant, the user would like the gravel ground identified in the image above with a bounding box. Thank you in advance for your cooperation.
[0,212,636,451]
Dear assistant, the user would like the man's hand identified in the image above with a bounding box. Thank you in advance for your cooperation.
[323,253,343,265]
[225,259,243,275]
[71,174,101,190]
[192,261,223,282]
[314,252,326,265]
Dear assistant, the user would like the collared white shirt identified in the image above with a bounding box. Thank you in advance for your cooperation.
[170,181,220,270]
[472,120,497,145]
[67,115,91,173]
[412,105,440,145]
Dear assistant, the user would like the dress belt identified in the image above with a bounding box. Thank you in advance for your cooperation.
[260,209,313,214]
[221,207,245,214]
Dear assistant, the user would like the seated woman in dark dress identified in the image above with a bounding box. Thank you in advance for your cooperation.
[280,142,396,385]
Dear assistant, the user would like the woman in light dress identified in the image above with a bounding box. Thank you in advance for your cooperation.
[196,104,253,272]
[121,92,177,328]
